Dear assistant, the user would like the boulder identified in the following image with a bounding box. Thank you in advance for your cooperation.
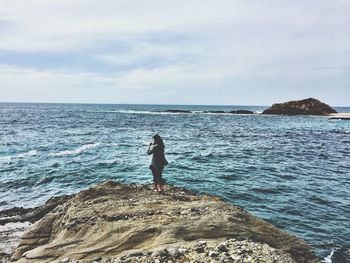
[262,98,337,115]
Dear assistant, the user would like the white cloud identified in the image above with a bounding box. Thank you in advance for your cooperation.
[0,0,244,52]
[0,0,349,105]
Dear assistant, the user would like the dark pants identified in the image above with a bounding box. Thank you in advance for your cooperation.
[150,165,164,184]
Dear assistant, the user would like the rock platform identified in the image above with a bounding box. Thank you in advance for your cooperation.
[3,181,320,263]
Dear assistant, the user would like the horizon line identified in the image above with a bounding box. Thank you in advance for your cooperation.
[0,101,269,107]
[0,101,349,108]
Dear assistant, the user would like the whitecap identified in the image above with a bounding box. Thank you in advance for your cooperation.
[17,150,37,158]
[323,249,335,263]
[345,130,350,134]
[100,158,120,164]
[0,156,13,162]
[0,150,38,163]
[88,110,192,115]
[49,143,99,157]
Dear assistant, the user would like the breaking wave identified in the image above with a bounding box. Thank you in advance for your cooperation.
[0,150,38,163]
[49,143,100,157]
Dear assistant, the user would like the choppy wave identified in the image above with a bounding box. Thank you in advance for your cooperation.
[99,158,120,165]
[49,143,99,157]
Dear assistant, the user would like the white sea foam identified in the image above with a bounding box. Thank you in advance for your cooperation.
[89,110,175,115]
[17,150,38,158]
[323,249,335,263]
[0,156,12,162]
[49,143,100,157]
[0,221,31,232]
[345,130,350,134]
[0,150,38,163]
[100,158,120,164]
[202,112,231,115]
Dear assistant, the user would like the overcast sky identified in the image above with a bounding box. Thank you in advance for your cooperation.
[0,0,349,106]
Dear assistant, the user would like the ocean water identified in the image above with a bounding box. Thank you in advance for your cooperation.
[0,103,349,262]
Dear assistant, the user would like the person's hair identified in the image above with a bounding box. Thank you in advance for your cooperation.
[153,134,165,147]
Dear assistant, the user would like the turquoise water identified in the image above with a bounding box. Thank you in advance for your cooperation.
[0,103,349,262]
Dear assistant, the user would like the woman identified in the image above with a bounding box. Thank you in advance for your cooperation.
[147,134,168,191]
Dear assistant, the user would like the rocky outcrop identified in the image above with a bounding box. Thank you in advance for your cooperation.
[9,181,320,263]
[203,111,226,113]
[229,110,254,114]
[262,98,337,115]
[0,195,72,259]
[164,109,191,113]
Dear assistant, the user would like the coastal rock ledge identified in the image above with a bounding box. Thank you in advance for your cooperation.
[262,98,337,115]
[9,181,319,263]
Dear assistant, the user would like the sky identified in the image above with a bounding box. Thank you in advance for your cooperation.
[0,0,349,106]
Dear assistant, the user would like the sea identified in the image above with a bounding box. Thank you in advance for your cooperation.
[0,102,349,262]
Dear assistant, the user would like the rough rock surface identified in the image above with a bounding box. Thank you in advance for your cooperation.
[0,195,72,258]
[262,98,337,115]
[52,239,297,263]
[9,181,320,263]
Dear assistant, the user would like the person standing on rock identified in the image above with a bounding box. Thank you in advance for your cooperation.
[147,134,168,192]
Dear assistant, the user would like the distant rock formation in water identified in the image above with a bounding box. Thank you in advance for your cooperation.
[164,109,191,113]
[7,181,319,263]
[229,110,254,114]
[203,110,226,113]
[262,98,337,115]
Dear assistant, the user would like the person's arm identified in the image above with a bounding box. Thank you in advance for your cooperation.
[147,144,158,155]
